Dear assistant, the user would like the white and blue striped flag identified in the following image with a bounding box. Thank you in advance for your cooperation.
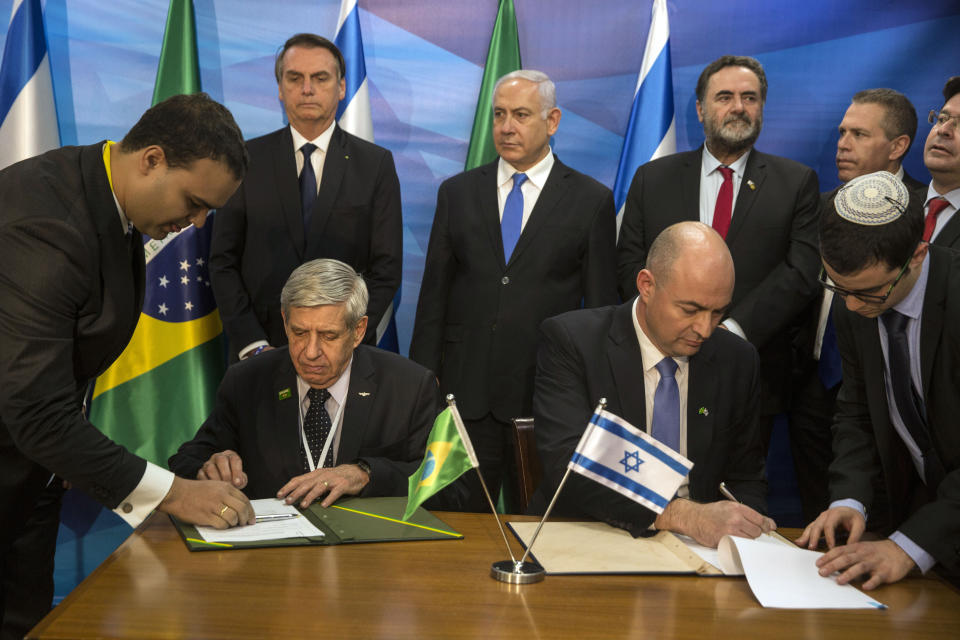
[568,408,692,514]
[613,0,675,236]
[334,0,399,351]
[0,0,59,171]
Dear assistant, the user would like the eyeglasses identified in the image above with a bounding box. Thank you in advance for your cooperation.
[928,109,960,130]
[818,255,911,304]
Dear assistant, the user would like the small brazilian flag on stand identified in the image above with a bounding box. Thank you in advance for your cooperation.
[403,406,478,520]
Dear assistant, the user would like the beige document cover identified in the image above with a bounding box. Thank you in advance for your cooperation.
[508,521,723,575]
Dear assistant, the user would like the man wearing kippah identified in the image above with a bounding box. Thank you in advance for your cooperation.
[797,171,960,589]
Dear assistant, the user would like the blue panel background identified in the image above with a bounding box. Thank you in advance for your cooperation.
[1,0,957,603]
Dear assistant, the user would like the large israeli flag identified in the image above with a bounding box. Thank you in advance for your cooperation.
[569,409,692,514]
[334,0,399,351]
[0,0,59,171]
[612,0,675,235]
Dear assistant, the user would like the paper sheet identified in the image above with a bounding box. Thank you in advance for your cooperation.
[718,535,886,609]
[196,499,324,543]
[675,531,794,576]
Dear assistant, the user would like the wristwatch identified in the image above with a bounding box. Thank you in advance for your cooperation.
[354,459,372,482]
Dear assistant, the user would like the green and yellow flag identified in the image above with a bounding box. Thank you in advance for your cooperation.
[89,0,226,466]
[404,407,478,520]
[464,0,521,170]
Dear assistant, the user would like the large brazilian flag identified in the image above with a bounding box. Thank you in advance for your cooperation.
[89,0,224,466]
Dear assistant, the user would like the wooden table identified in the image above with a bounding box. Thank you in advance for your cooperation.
[29,512,960,639]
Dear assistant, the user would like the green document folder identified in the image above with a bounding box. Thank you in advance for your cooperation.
[172,496,462,551]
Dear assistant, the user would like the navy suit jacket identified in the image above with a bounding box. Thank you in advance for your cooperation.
[617,147,821,414]
[409,157,618,422]
[169,345,442,499]
[531,303,767,536]
[210,125,402,356]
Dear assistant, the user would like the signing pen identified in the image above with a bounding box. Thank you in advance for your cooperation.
[255,513,300,522]
[719,482,793,546]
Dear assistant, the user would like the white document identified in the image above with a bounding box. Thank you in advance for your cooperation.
[718,535,887,609]
[196,499,324,543]
[675,531,793,576]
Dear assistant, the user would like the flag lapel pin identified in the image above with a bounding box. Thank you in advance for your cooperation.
[747,179,756,191]
[278,388,292,401]
[698,406,709,417]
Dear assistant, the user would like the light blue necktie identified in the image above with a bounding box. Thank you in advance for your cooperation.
[652,357,680,452]
[501,172,528,261]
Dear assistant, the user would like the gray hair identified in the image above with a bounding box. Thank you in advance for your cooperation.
[280,259,368,328]
[493,69,557,117]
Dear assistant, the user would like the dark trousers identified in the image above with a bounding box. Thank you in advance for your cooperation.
[786,367,838,523]
[1,481,63,640]
[462,413,517,512]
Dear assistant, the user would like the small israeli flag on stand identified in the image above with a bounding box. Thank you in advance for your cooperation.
[612,0,675,236]
[568,408,692,514]
[0,0,60,171]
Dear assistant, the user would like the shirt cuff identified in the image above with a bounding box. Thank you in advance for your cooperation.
[721,318,746,340]
[889,531,935,573]
[112,462,175,527]
[829,498,867,522]
[238,340,269,360]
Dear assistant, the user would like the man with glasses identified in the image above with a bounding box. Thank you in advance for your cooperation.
[797,171,960,589]
[920,76,960,247]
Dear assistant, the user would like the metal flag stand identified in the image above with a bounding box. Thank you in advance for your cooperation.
[445,395,545,584]
[493,398,609,583]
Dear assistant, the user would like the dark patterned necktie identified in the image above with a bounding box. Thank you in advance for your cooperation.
[302,388,333,471]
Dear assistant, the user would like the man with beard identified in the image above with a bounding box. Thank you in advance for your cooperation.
[617,55,820,466]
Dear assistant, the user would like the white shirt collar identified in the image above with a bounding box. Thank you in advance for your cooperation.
[290,121,336,155]
[630,297,689,373]
[296,354,353,410]
[702,145,751,177]
[497,148,555,191]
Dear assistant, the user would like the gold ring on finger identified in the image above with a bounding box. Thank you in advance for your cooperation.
[323,481,329,488]
[219,504,230,518]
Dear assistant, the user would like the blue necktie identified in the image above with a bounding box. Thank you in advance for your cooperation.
[300,143,318,230]
[501,172,528,261]
[652,357,680,452]
[817,294,842,389]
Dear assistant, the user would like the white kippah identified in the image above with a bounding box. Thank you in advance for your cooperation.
[834,171,908,226]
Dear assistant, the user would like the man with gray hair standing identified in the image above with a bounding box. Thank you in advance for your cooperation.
[410,69,619,509]
[171,259,440,508]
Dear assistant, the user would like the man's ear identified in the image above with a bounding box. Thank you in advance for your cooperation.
[636,269,656,302]
[353,316,368,347]
[138,145,167,175]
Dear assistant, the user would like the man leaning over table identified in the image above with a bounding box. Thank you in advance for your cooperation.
[532,222,775,548]
[170,259,449,509]
[797,171,960,589]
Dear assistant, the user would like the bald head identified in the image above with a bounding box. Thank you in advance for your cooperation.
[635,222,735,357]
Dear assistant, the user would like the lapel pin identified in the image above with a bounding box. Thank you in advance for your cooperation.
[278,388,292,401]
[698,407,709,416]
[747,179,756,191]
[358,391,371,397]
[344,155,350,159]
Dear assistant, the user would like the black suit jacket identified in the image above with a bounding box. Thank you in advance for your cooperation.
[830,245,960,573]
[0,144,148,546]
[617,147,821,413]
[169,345,441,499]
[531,303,767,536]
[210,125,402,356]
[409,157,619,422]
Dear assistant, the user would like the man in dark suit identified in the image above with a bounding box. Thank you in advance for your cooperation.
[617,54,820,485]
[534,222,774,546]
[791,88,924,522]
[798,172,960,589]
[211,33,401,360]
[0,94,255,639]
[172,259,440,508]
[409,70,618,508]
[920,76,960,248]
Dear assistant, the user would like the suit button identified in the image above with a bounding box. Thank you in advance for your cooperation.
[121,502,133,513]
[501,276,510,285]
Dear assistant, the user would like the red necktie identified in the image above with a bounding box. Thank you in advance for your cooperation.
[712,166,734,239]
[922,197,949,242]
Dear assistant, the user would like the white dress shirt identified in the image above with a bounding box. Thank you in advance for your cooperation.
[295,357,352,469]
[496,150,555,232]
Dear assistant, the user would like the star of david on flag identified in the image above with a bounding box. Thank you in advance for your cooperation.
[568,408,692,514]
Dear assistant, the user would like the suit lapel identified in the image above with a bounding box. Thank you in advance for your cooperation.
[476,162,507,270]
[606,304,647,424]
[933,212,960,250]
[506,157,570,268]
[272,128,306,257]
[337,347,377,462]
[681,151,701,221]
[272,355,304,479]
[686,341,717,469]
[725,151,766,245]
[919,250,947,399]
[306,125,347,256]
